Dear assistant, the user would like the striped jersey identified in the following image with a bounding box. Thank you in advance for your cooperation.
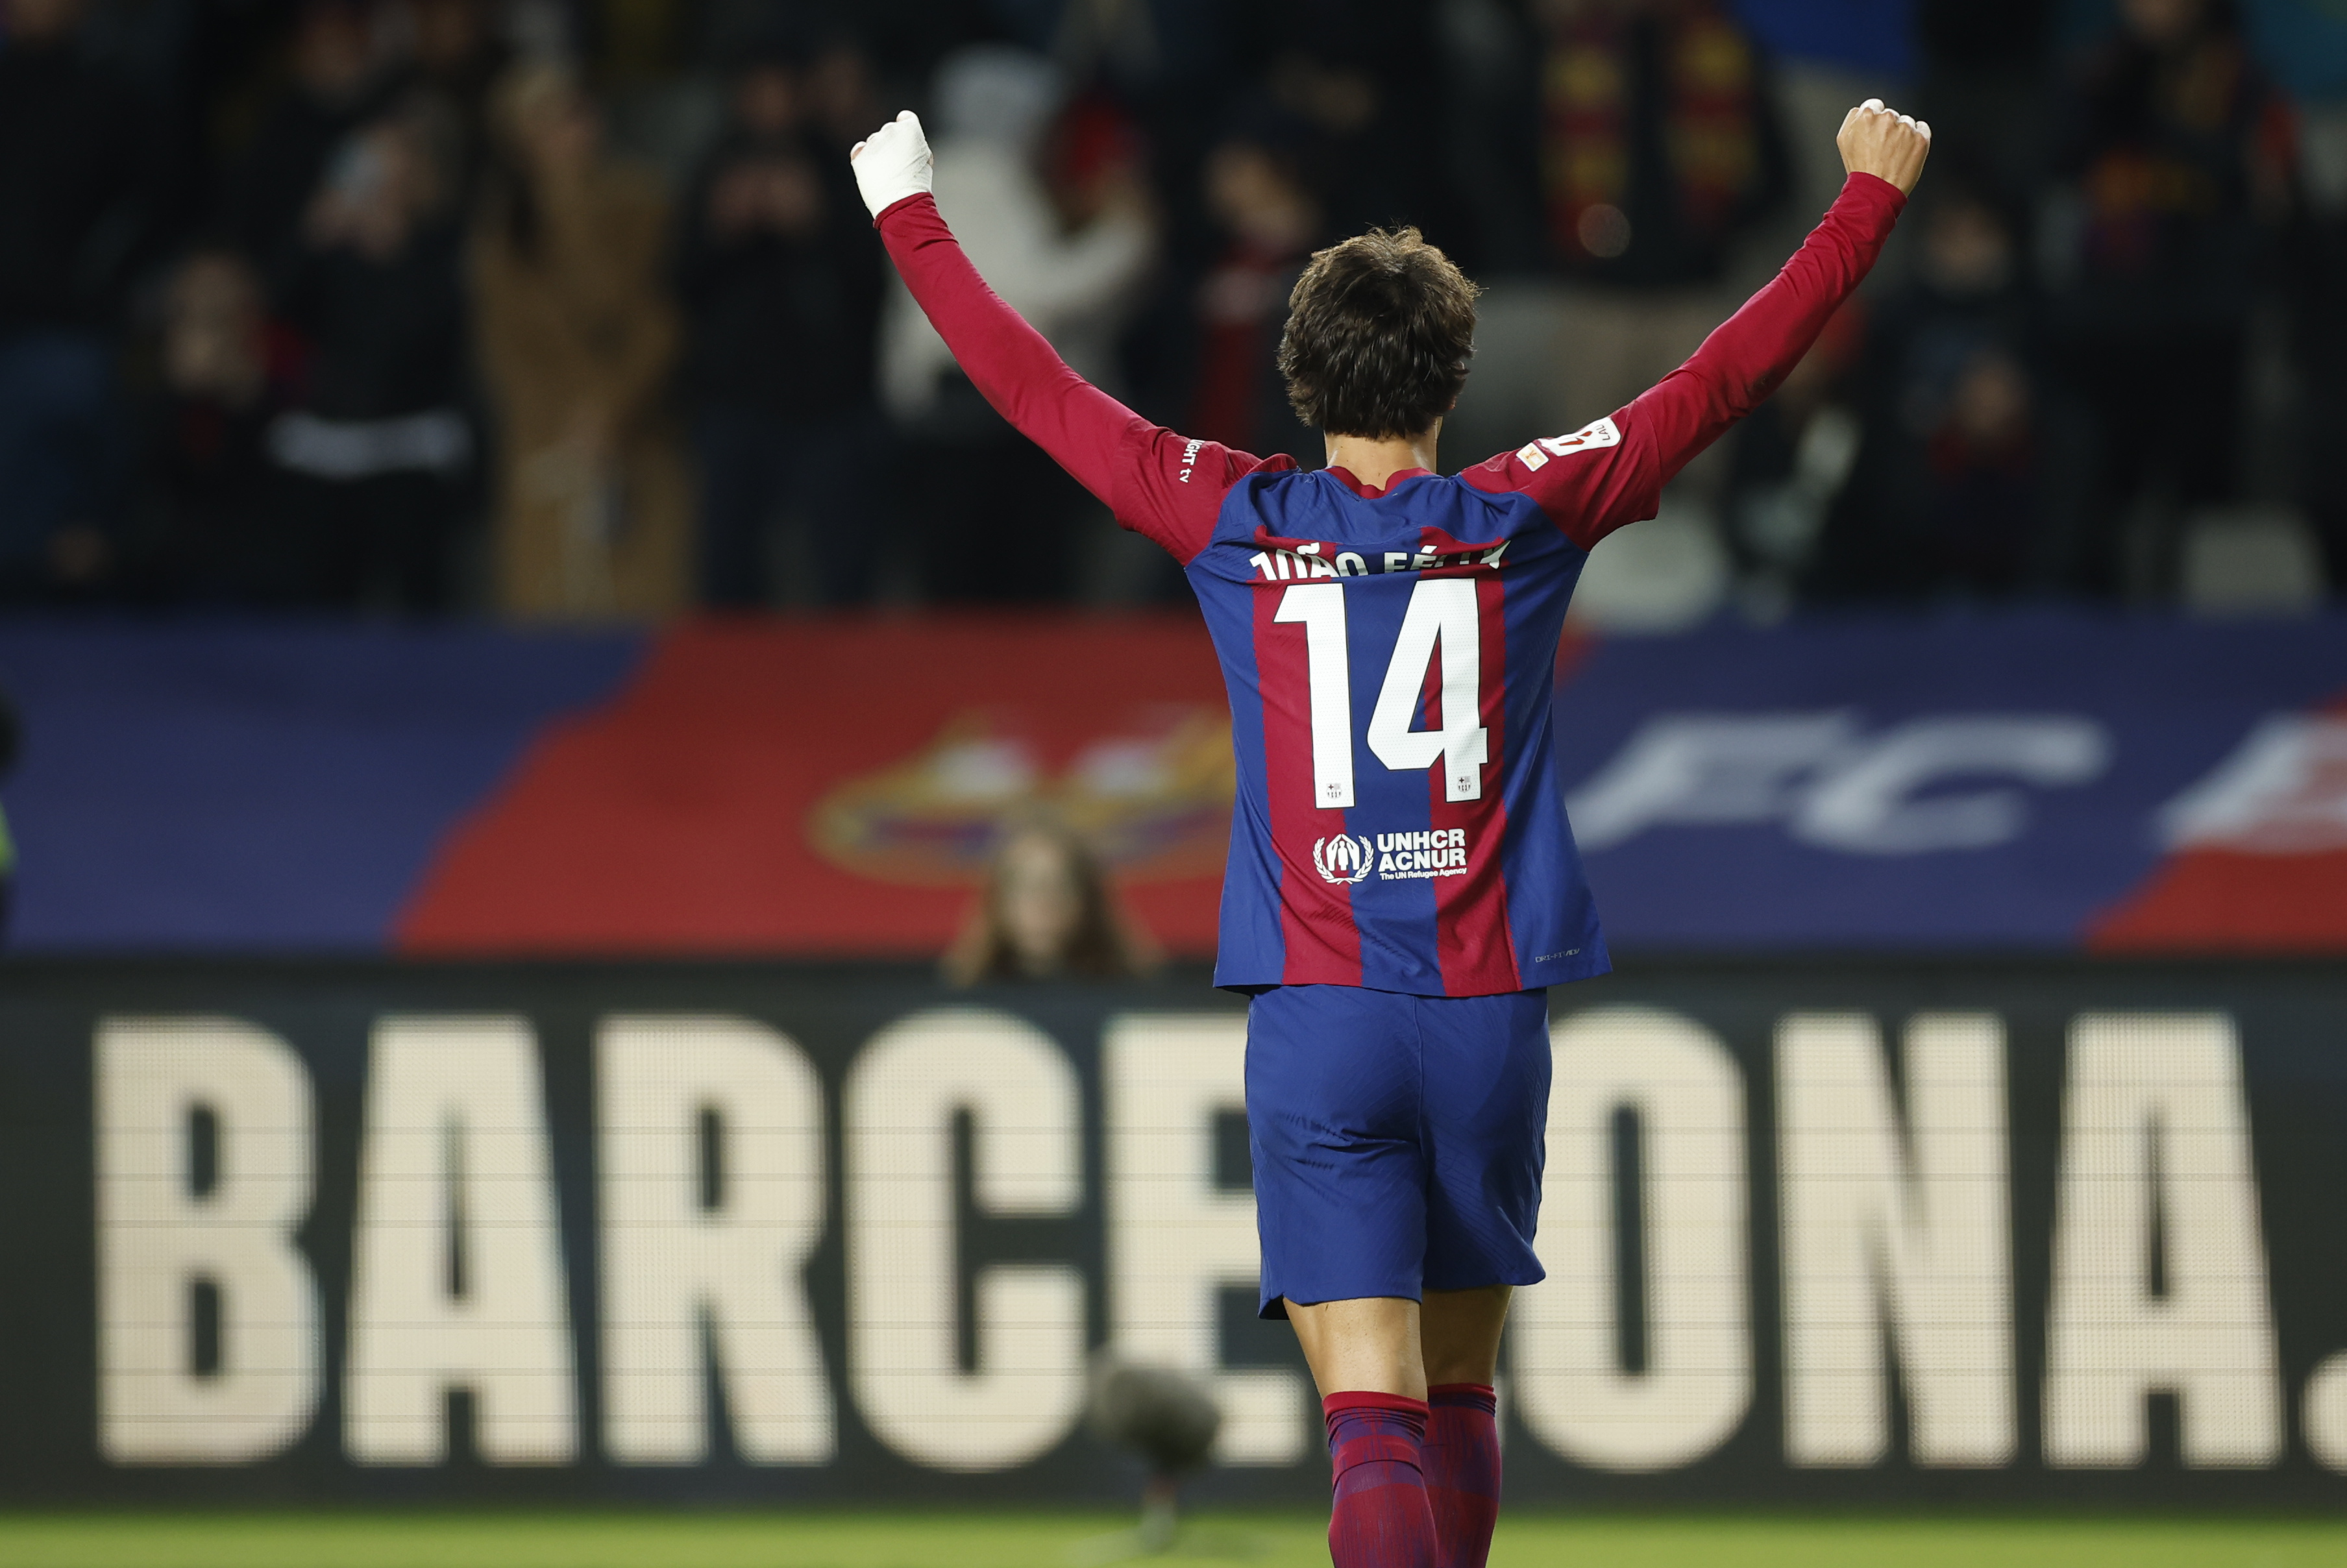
[1172,428,1643,994]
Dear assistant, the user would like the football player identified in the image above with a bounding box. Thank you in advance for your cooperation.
[853,98,1928,1568]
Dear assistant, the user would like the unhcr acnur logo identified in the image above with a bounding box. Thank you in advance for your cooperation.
[1311,833,1376,885]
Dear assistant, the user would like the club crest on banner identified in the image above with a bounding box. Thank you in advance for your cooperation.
[811,704,1235,885]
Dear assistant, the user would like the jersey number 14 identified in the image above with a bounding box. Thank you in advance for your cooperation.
[1273,579,1490,809]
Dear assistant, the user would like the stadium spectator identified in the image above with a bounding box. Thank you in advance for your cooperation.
[265,92,475,613]
[676,47,887,607]
[0,0,153,602]
[1720,299,1863,609]
[127,251,293,602]
[1185,132,1323,469]
[1531,0,1792,428]
[2300,275,2347,598]
[406,0,510,209]
[1252,17,1431,247]
[804,32,886,153]
[2046,0,2294,600]
[2263,0,2347,594]
[879,45,1155,604]
[473,61,691,620]
[1808,182,2052,601]
[942,820,1159,984]
[223,0,399,290]
[1915,0,2057,204]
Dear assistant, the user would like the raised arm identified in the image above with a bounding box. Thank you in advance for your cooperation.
[1636,101,1929,481]
[1629,175,1902,486]
[851,113,1253,561]
[1469,101,1929,548]
[874,190,1141,502]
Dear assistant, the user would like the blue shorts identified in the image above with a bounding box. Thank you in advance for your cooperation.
[1246,985,1553,1319]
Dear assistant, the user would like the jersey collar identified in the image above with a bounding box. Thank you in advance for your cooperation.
[1325,465,1434,498]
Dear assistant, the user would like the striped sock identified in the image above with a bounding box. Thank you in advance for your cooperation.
[1324,1393,1438,1568]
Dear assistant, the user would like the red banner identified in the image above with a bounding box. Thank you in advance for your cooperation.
[397,616,1235,958]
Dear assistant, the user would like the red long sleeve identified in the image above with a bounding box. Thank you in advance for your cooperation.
[876,193,1258,562]
[1459,172,1906,550]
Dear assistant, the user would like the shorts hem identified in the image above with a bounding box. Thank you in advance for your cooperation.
[1257,1262,1546,1319]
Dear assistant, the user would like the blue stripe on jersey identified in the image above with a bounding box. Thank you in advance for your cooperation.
[1198,538,1286,975]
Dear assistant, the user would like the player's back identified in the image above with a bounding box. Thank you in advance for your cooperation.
[1185,458,1612,998]
[862,154,1911,999]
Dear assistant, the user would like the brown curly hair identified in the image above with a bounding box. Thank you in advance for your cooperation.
[1276,227,1481,440]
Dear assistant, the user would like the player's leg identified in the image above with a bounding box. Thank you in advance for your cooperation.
[1421,1286,1510,1385]
[1419,1286,1512,1568]
[1286,1297,1436,1568]
[1246,985,1438,1568]
[1286,1294,1422,1398]
[1416,990,1555,1568]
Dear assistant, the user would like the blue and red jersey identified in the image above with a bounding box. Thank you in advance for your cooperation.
[1182,440,1628,993]
[878,173,1905,996]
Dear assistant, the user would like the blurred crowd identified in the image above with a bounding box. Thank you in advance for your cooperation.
[4,0,2347,619]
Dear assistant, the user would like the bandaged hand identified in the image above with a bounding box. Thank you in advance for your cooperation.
[850,110,933,219]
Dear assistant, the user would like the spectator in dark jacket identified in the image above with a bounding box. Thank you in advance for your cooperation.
[266,91,475,612]
[0,0,153,602]
[676,48,887,607]
[1808,182,2052,602]
[2046,0,2294,598]
[1721,299,1863,610]
[130,250,297,602]
[1184,132,1323,471]
[223,0,398,290]
[406,0,509,211]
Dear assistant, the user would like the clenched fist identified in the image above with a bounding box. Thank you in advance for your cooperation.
[1838,98,1930,196]
[850,110,933,219]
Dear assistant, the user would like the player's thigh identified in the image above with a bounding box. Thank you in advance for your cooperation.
[1419,989,1553,1295]
[1245,985,1429,1315]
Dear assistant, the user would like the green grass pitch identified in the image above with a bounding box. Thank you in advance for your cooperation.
[1,1512,2343,1568]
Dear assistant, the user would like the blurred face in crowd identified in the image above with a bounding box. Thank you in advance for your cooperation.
[1919,197,2013,298]
[5,0,87,43]
[994,827,1087,975]
[1205,142,1318,256]
[308,106,450,258]
[1950,350,2031,447]
[505,66,600,178]
[1267,53,1377,137]
[412,0,485,77]
[734,63,802,138]
[164,254,266,405]
[699,153,821,240]
[2122,0,2207,48]
[806,43,876,144]
[291,0,378,102]
[709,146,822,239]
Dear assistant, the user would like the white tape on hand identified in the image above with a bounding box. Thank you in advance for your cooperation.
[850,110,933,219]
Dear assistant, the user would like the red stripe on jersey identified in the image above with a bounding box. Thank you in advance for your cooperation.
[1429,572,1520,995]
[1253,580,1365,985]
